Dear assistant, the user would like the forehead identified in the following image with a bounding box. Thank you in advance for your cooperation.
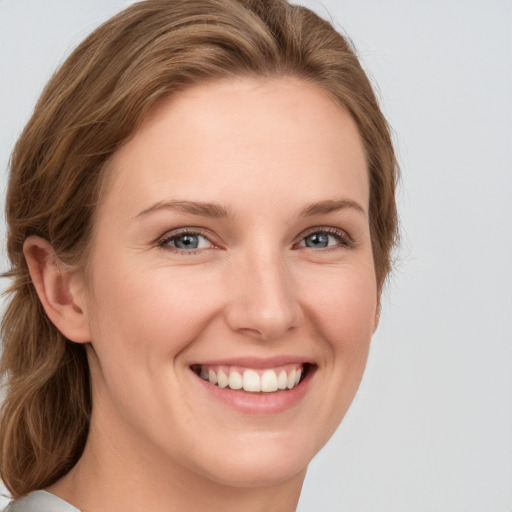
[102,77,369,218]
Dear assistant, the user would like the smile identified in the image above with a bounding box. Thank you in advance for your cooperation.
[191,363,310,393]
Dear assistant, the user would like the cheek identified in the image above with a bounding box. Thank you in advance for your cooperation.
[87,260,223,361]
[302,263,377,352]
[300,262,377,411]
[84,262,223,434]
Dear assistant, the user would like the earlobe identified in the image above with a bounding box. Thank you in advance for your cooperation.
[23,236,91,343]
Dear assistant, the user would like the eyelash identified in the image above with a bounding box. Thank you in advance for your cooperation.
[157,228,213,255]
[298,227,354,251]
[157,227,354,254]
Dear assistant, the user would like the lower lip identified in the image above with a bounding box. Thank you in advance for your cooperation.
[192,368,314,415]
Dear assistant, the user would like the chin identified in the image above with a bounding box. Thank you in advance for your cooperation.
[189,428,327,489]
[202,454,309,489]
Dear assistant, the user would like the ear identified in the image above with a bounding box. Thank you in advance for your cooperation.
[23,236,91,343]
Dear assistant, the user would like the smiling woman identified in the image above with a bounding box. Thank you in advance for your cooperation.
[0,1,398,511]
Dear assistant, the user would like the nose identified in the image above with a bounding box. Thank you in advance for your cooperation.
[224,251,302,342]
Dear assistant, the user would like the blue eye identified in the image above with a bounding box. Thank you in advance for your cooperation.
[299,229,349,249]
[160,232,212,251]
[303,233,330,248]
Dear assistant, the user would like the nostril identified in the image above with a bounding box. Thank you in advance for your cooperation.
[237,327,264,337]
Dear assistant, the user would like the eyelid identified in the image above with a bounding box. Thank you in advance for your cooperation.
[157,227,217,253]
[294,226,354,249]
[155,225,354,254]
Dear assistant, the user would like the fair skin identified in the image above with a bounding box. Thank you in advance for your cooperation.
[25,77,378,512]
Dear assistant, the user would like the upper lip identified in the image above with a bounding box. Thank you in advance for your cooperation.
[189,355,314,369]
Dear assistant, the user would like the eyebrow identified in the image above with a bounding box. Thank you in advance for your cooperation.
[135,198,365,220]
[135,200,229,219]
[299,199,366,217]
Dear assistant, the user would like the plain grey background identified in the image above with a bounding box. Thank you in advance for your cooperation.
[1,1,511,511]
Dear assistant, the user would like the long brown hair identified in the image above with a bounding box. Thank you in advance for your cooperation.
[0,0,399,498]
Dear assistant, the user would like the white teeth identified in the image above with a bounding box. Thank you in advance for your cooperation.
[228,371,243,390]
[261,370,278,392]
[243,369,261,392]
[199,365,306,393]
[277,370,288,390]
[218,369,229,388]
[287,369,297,389]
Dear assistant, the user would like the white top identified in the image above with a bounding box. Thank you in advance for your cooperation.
[3,491,79,512]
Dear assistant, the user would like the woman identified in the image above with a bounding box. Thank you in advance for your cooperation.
[0,0,398,511]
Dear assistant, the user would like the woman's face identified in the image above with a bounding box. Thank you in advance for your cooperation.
[82,78,377,487]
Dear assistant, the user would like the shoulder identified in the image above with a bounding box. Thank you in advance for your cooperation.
[3,491,80,512]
